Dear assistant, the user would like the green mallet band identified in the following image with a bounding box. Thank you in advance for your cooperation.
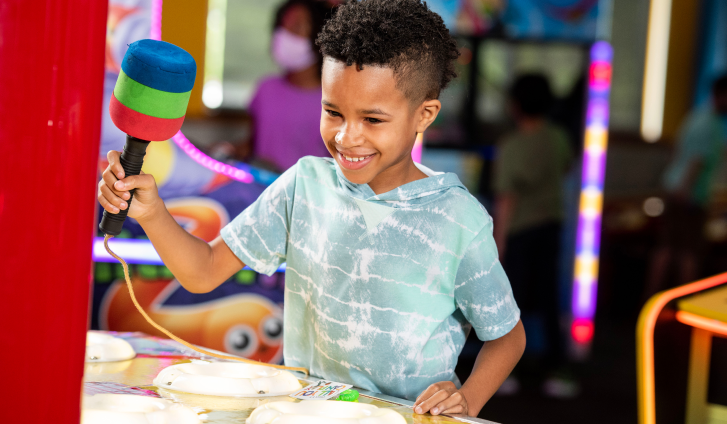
[114,69,192,119]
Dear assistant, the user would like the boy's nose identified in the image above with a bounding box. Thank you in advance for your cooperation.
[336,124,363,147]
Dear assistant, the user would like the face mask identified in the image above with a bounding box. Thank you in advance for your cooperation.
[271,28,317,72]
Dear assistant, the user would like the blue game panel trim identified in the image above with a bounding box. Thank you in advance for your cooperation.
[92,237,286,273]
[121,39,196,93]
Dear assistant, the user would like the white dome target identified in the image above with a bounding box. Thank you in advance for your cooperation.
[153,361,302,397]
[81,394,200,424]
[86,331,136,362]
[246,400,407,424]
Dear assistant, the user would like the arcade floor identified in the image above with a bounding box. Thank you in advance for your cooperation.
[475,321,638,424]
[470,317,726,424]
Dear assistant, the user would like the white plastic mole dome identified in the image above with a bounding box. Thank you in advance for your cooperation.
[246,400,407,424]
[153,361,302,397]
[81,394,200,424]
[85,331,136,362]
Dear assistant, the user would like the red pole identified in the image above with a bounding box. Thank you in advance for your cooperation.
[0,0,107,422]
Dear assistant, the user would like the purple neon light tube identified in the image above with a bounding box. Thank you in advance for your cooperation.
[571,41,613,324]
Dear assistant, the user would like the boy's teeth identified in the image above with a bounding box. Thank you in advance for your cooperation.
[344,155,366,162]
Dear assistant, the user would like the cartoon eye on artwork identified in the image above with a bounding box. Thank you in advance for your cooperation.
[260,316,284,345]
[102,280,285,364]
[224,324,260,357]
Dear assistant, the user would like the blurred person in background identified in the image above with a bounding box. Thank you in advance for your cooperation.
[494,74,575,398]
[645,74,727,297]
[247,0,335,172]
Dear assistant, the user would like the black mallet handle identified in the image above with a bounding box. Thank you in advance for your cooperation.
[99,135,151,236]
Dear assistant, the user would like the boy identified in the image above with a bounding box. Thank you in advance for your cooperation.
[98,0,525,417]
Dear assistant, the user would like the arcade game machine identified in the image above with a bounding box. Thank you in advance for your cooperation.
[91,0,285,364]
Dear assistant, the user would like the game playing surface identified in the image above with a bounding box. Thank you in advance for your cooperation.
[84,332,494,424]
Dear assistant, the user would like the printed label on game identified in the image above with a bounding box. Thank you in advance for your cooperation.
[290,380,353,400]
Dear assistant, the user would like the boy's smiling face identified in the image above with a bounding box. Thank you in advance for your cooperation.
[320,58,441,194]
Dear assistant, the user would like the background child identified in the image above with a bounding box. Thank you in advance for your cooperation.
[246,0,335,172]
[494,73,575,396]
[98,0,525,417]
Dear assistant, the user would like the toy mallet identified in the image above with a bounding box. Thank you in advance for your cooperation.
[99,39,196,236]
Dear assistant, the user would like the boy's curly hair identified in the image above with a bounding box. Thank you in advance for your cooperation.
[315,0,460,104]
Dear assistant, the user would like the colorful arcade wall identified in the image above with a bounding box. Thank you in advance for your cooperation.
[91,0,285,364]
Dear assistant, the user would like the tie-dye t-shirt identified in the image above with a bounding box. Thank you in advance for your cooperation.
[220,156,520,400]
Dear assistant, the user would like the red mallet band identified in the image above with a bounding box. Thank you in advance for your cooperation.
[109,93,185,141]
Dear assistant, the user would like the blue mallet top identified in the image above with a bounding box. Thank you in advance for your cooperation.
[120,39,196,93]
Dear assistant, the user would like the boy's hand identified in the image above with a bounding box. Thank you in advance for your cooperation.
[98,150,161,221]
[413,381,468,416]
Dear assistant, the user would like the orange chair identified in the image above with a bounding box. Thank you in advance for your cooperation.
[637,272,727,424]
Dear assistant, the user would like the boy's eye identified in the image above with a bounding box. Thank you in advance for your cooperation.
[325,109,341,117]
[365,117,383,124]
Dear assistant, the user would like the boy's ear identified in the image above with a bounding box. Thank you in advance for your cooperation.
[415,99,442,133]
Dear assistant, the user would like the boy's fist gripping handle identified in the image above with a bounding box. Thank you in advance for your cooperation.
[99,136,150,236]
[99,39,196,236]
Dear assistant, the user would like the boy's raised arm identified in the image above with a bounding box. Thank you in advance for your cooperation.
[98,150,245,293]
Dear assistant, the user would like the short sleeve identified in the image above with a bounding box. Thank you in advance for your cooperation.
[220,165,297,276]
[493,139,516,194]
[454,216,520,341]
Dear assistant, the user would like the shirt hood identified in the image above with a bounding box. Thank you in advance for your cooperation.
[330,158,468,207]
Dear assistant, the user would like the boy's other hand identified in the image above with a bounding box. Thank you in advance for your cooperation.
[413,381,468,416]
[98,150,161,222]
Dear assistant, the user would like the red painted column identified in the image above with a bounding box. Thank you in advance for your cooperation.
[0,0,107,422]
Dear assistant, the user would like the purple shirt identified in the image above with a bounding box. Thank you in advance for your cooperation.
[249,76,329,171]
